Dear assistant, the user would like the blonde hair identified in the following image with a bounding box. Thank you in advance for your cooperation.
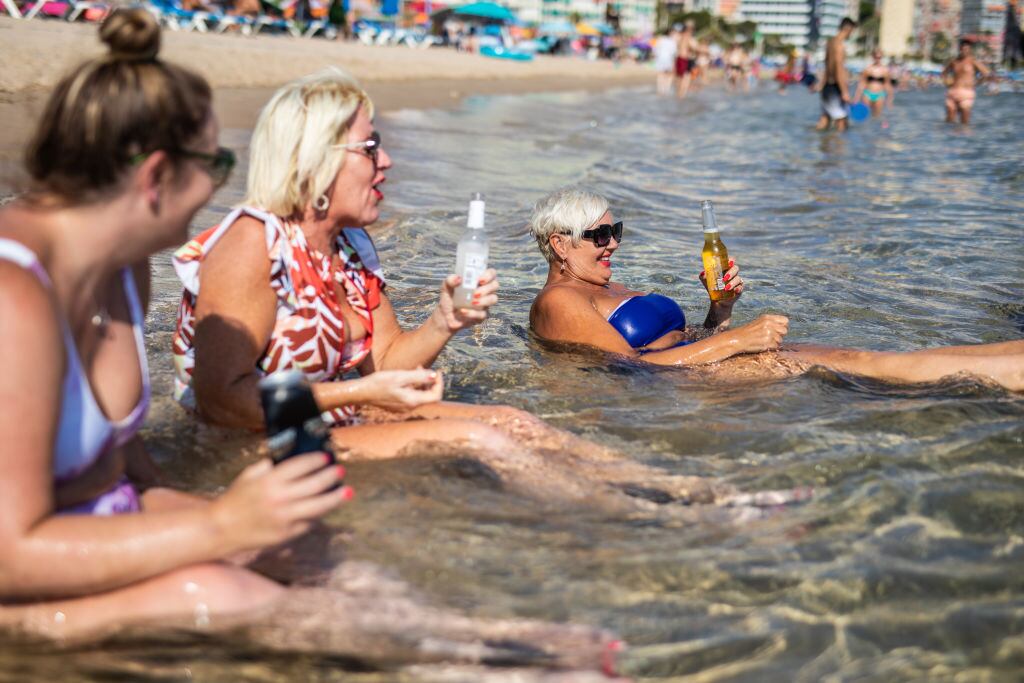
[245,68,375,217]
[26,8,210,204]
[529,187,610,263]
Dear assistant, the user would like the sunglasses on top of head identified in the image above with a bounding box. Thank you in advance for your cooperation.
[580,221,623,248]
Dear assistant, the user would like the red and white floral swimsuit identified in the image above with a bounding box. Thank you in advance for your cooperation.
[172,206,385,426]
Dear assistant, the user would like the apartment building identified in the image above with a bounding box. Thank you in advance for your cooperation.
[508,0,657,33]
[960,0,1006,51]
[737,0,850,48]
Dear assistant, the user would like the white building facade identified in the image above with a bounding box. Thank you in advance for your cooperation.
[506,0,657,34]
[738,0,851,48]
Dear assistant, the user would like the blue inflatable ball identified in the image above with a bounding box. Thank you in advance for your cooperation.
[850,102,870,122]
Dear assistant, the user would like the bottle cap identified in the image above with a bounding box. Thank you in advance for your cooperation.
[700,200,719,232]
[467,193,485,229]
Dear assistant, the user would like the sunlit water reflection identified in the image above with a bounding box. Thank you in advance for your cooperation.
[7,84,1024,681]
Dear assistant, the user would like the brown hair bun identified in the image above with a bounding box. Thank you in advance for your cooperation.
[99,8,160,61]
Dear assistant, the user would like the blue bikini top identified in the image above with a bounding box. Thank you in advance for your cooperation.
[607,293,688,349]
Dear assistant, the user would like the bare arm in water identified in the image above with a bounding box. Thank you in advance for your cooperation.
[531,284,789,366]
[190,216,443,430]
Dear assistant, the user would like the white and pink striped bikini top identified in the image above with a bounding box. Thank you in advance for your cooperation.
[0,238,150,482]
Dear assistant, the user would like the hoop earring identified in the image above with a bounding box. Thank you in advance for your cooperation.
[314,194,330,213]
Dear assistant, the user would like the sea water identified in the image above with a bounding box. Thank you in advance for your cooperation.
[8,85,1023,680]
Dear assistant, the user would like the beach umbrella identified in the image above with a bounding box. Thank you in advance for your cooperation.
[450,1,516,23]
[575,22,601,36]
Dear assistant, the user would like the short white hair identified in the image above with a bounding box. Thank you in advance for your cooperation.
[529,187,609,263]
[244,67,375,217]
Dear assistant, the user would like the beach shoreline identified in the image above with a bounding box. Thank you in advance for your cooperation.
[0,16,651,186]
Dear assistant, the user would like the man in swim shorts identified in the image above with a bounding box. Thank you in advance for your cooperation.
[943,38,990,125]
[674,21,698,99]
[816,17,857,131]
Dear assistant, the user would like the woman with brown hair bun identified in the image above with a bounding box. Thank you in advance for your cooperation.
[0,14,624,672]
[0,8,348,637]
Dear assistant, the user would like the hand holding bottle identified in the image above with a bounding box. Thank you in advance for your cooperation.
[699,258,744,302]
[435,269,499,333]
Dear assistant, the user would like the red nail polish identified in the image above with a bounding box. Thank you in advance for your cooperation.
[341,487,355,501]
[724,273,731,282]
[699,270,705,277]
[323,453,331,464]
[725,283,732,291]
[336,465,346,478]
[602,640,624,677]
[729,259,735,266]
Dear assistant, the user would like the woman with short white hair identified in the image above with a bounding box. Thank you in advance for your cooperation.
[529,187,1024,389]
[173,68,523,458]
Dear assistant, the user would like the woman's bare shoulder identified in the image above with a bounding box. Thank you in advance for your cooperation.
[533,282,595,312]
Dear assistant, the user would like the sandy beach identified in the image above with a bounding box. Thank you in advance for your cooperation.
[0,15,650,185]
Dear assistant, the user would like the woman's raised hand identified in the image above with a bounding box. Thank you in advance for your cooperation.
[726,314,789,354]
[436,268,499,333]
[210,454,350,554]
[360,368,444,412]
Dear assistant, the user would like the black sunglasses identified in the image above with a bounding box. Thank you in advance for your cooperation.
[581,221,623,248]
[177,146,236,188]
[131,146,236,188]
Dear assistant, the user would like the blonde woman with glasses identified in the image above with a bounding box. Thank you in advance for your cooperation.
[172,68,566,463]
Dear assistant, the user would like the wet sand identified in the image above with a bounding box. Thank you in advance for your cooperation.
[0,16,650,189]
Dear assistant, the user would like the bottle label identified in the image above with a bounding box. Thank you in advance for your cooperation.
[711,263,726,292]
[461,253,487,289]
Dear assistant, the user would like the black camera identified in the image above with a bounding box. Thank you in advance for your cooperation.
[259,371,334,466]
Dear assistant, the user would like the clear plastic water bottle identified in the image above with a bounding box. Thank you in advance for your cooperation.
[452,193,488,309]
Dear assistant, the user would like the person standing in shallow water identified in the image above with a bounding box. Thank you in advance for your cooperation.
[943,39,990,124]
[816,17,857,132]
[674,21,698,99]
[653,27,678,96]
[854,48,894,118]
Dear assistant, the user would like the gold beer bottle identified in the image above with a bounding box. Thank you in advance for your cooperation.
[700,200,736,302]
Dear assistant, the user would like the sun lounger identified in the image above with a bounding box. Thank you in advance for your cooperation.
[66,0,109,21]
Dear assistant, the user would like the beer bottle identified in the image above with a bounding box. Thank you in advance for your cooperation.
[700,200,735,302]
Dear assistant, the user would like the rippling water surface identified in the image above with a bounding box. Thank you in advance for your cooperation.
[12,85,1024,681]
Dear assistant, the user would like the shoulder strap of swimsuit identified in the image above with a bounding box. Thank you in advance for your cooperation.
[0,238,53,288]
